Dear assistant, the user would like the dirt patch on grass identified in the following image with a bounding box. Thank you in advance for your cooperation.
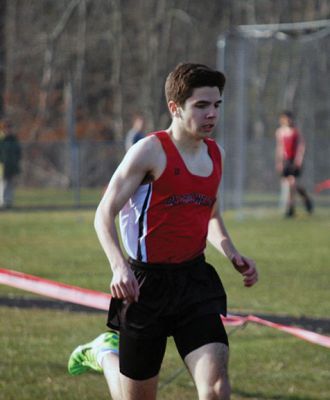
[1,296,329,334]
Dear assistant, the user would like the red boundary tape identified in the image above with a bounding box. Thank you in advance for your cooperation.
[0,268,111,311]
[315,179,330,193]
[1,268,329,348]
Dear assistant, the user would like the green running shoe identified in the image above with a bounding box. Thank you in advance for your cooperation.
[68,331,119,376]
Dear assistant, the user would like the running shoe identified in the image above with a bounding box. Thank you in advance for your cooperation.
[68,331,119,375]
[284,205,295,218]
[305,197,314,214]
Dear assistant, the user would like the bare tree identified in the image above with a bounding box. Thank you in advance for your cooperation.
[32,0,81,139]
[1,0,328,142]
[76,0,87,103]
[4,0,16,117]
[108,0,123,141]
[0,0,6,118]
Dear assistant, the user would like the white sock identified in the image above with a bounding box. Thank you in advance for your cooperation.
[96,348,119,368]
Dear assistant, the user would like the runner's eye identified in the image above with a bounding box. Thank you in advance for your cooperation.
[195,103,208,109]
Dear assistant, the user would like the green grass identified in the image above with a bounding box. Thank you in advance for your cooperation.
[14,187,103,207]
[13,187,330,209]
[0,207,330,399]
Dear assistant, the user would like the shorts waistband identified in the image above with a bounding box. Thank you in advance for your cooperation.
[128,254,205,270]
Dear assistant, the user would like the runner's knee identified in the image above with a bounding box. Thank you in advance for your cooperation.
[197,375,231,400]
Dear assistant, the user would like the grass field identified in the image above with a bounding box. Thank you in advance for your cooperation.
[12,187,330,209]
[0,206,329,399]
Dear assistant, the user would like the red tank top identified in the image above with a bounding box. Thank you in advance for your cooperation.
[119,131,222,263]
[281,128,300,160]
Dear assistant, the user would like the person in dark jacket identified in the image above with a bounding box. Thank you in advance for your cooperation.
[0,119,22,208]
[124,113,146,151]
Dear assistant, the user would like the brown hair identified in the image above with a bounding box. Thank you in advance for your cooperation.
[165,63,226,106]
[280,110,294,120]
[280,110,295,126]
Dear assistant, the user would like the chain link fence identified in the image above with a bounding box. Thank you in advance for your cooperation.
[14,134,329,210]
[15,140,125,208]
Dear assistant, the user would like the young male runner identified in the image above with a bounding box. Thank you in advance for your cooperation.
[68,63,258,400]
[275,111,313,217]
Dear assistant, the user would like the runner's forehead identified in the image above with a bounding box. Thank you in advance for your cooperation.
[188,87,222,103]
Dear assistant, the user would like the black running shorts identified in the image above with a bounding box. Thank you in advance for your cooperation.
[282,159,302,177]
[107,254,228,380]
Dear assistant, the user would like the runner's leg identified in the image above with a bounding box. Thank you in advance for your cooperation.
[174,314,230,400]
[117,330,167,400]
[119,373,159,400]
[185,342,230,400]
[102,352,122,400]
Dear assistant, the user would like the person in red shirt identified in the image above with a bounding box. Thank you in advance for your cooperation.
[68,63,258,400]
[275,111,313,217]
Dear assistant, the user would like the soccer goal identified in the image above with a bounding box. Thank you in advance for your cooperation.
[216,19,330,212]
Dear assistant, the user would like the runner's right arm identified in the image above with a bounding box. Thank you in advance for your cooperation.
[94,137,159,302]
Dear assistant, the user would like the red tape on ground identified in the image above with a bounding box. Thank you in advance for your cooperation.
[0,268,111,311]
[1,268,329,348]
[245,315,330,348]
[315,179,330,193]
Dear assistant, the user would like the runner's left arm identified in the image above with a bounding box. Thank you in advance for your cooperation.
[295,132,306,168]
[207,202,258,287]
[207,144,258,287]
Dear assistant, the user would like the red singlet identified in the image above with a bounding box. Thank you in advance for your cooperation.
[281,128,300,160]
[119,131,222,263]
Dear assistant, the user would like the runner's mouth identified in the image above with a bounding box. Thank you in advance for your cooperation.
[201,124,214,131]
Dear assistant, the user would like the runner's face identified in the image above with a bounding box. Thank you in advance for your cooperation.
[179,87,222,138]
[279,115,292,127]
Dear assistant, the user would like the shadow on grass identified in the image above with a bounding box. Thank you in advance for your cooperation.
[233,389,321,400]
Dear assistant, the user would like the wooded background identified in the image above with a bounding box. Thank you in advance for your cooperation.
[1,0,329,142]
[0,0,328,204]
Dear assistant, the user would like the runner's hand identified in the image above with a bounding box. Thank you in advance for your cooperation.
[231,254,258,287]
[110,264,140,303]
